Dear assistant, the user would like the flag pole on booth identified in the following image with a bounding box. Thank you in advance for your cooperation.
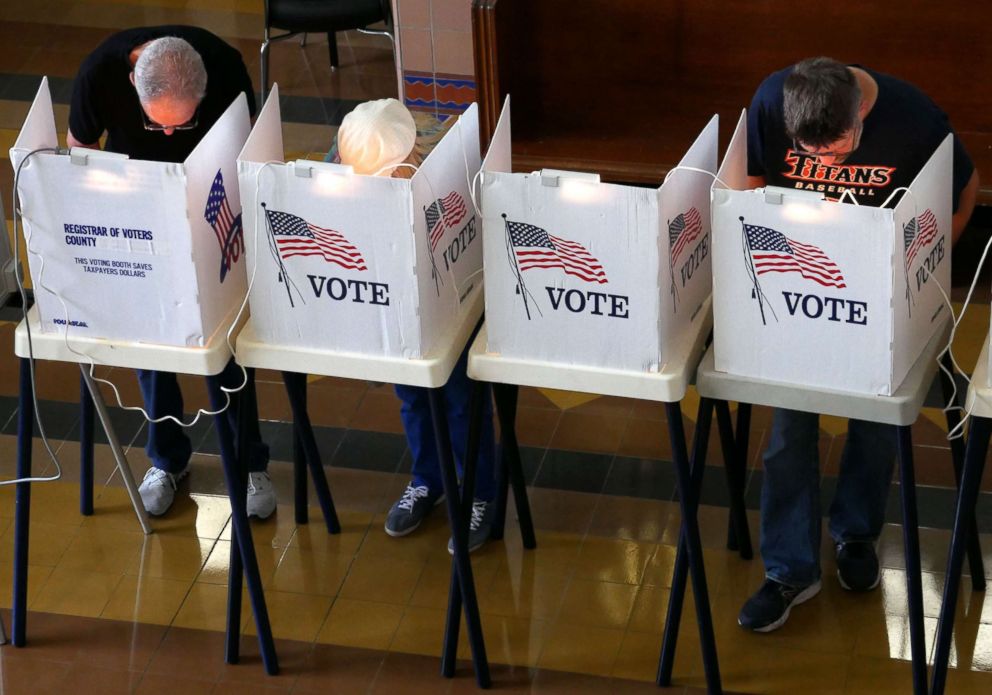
[503,214,532,320]
[740,216,768,326]
[261,203,297,309]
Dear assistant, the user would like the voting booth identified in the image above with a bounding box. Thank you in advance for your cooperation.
[712,110,952,396]
[237,84,485,359]
[9,78,251,347]
[480,100,717,373]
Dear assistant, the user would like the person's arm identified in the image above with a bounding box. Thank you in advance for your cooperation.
[66,129,100,150]
[747,175,766,190]
[952,169,979,244]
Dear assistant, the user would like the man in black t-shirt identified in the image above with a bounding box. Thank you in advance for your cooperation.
[739,57,979,634]
[68,27,274,519]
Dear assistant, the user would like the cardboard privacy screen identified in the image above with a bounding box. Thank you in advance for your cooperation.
[481,107,717,373]
[712,110,952,396]
[9,77,251,347]
[237,84,486,359]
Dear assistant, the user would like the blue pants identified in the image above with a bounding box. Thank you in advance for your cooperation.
[394,348,497,502]
[761,408,897,587]
[137,359,269,475]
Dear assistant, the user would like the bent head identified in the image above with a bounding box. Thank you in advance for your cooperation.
[131,37,207,136]
[784,57,863,165]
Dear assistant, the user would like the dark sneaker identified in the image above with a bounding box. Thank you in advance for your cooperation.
[836,541,881,591]
[385,483,444,537]
[447,499,495,555]
[738,578,822,632]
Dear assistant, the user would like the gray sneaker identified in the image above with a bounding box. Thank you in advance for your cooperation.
[385,483,444,537]
[447,499,495,555]
[138,465,189,516]
[246,471,277,520]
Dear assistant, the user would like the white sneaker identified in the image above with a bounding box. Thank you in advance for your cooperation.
[246,471,277,519]
[138,465,189,516]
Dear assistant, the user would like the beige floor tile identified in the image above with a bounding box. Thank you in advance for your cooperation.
[242,589,333,642]
[537,622,625,677]
[557,577,639,629]
[315,597,405,650]
[338,553,426,605]
[32,564,122,617]
[100,574,192,625]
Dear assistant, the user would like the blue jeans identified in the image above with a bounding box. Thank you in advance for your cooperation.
[394,347,497,502]
[761,408,897,587]
[137,359,269,475]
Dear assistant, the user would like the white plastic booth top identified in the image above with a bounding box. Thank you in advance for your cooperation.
[14,305,239,376]
[697,316,951,427]
[468,297,711,403]
[966,334,992,418]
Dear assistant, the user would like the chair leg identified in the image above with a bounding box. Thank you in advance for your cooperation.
[327,31,339,70]
[260,36,271,105]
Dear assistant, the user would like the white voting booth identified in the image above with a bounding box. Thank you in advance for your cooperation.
[9,78,251,348]
[237,84,485,359]
[481,102,717,373]
[712,110,952,396]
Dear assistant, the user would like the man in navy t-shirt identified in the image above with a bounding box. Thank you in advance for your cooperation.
[68,27,275,520]
[740,57,978,633]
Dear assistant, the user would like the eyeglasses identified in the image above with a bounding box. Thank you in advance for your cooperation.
[792,120,863,161]
[139,104,199,132]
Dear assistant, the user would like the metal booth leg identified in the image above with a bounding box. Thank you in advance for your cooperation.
[428,386,490,688]
[896,425,927,695]
[79,373,94,516]
[938,354,985,591]
[657,398,721,693]
[491,383,536,548]
[281,371,341,534]
[714,400,753,559]
[930,415,992,695]
[206,374,279,675]
[12,358,35,647]
[79,367,152,535]
[441,380,485,677]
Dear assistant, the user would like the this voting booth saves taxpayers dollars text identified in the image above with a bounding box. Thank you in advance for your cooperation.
[712,110,952,396]
[9,78,251,347]
[237,83,486,359]
[481,105,717,373]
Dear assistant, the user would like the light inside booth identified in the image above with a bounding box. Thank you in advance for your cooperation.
[540,168,604,204]
[293,160,355,196]
[763,185,834,225]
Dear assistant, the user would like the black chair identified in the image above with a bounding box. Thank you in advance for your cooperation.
[261,0,394,102]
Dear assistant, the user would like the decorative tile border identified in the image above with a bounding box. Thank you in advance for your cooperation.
[403,70,476,116]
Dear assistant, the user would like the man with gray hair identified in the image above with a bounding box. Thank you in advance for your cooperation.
[68,27,273,518]
[740,56,978,633]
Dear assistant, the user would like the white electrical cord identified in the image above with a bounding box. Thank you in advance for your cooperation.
[8,147,67,485]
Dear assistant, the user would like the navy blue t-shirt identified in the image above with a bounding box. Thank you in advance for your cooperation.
[69,26,256,164]
[747,66,973,212]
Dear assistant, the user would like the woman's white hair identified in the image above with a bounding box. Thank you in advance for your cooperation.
[134,37,207,103]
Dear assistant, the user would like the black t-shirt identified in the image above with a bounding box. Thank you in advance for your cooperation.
[747,65,974,212]
[69,25,256,163]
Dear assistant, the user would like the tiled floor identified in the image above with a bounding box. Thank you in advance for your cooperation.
[2,0,992,693]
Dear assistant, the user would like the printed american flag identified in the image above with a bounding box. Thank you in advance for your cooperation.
[425,191,468,249]
[744,223,846,289]
[203,169,243,282]
[264,208,368,271]
[506,220,607,284]
[904,209,939,267]
[669,208,704,262]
